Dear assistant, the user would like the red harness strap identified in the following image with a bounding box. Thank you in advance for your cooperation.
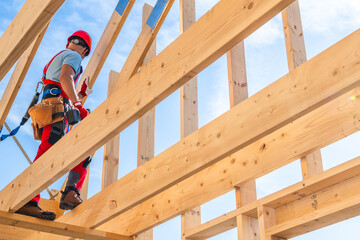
[42,50,82,99]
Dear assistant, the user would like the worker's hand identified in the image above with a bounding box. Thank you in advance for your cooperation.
[78,77,93,99]
[73,101,89,120]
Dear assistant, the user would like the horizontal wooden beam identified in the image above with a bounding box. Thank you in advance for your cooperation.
[0,0,298,216]
[76,0,135,103]
[98,83,360,236]
[56,28,360,230]
[266,157,360,238]
[0,224,36,240]
[0,0,64,81]
[185,153,360,239]
[0,23,48,128]
[0,210,132,240]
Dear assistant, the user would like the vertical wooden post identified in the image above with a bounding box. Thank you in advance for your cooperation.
[179,0,201,239]
[227,39,258,239]
[102,71,121,189]
[257,206,282,240]
[135,4,156,240]
[282,0,323,179]
[236,214,259,240]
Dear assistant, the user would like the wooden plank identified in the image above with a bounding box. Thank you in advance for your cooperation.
[76,0,135,103]
[0,224,35,240]
[102,71,121,189]
[282,1,306,71]
[0,210,132,240]
[112,0,174,91]
[135,4,156,240]
[101,84,360,237]
[38,198,64,219]
[236,215,259,240]
[186,153,360,239]
[0,0,336,225]
[226,31,257,240]
[179,0,201,238]
[0,23,48,128]
[0,0,64,81]
[281,0,323,179]
[258,206,276,240]
[266,171,360,238]
[227,41,248,108]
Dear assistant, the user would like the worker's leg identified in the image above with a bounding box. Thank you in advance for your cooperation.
[60,157,91,210]
[66,157,91,192]
[30,124,53,203]
[15,123,63,221]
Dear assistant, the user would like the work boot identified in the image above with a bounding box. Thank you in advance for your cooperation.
[59,186,83,210]
[15,201,56,220]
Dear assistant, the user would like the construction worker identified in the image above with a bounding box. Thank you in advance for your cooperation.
[15,30,93,220]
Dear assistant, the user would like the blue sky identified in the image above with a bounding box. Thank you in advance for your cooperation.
[0,0,360,239]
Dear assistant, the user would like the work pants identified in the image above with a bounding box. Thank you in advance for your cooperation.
[30,120,89,203]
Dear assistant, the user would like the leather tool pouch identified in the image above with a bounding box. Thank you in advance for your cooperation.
[31,123,43,140]
[28,96,64,130]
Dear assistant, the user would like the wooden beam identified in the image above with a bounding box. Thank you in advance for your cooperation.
[281,0,323,179]
[227,41,248,108]
[112,0,174,91]
[100,84,360,237]
[76,0,135,103]
[5,26,360,236]
[0,224,36,240]
[226,31,258,240]
[236,215,259,240]
[179,0,201,238]
[0,23,48,128]
[0,0,64,81]
[38,198,64,220]
[266,182,360,239]
[185,153,360,240]
[265,158,360,238]
[102,71,121,189]
[258,206,277,240]
[135,5,156,240]
[0,210,132,240]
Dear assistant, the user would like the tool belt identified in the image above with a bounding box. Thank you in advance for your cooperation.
[29,96,64,139]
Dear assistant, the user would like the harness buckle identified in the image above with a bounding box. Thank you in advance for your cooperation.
[50,88,58,95]
[35,82,44,94]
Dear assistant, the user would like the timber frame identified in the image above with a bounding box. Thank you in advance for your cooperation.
[0,0,359,239]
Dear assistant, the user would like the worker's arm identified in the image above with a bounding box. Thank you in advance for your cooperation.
[60,64,89,120]
[59,64,80,103]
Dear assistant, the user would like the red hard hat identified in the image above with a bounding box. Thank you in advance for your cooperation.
[67,30,92,56]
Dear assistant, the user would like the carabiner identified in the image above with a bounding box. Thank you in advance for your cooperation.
[35,81,44,94]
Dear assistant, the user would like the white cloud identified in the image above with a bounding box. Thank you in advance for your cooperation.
[300,0,360,34]
[246,14,283,48]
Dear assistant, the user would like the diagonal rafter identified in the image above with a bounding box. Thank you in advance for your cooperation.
[0,0,64,81]
[76,0,136,104]
[0,23,49,128]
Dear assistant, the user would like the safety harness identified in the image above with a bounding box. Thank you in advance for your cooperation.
[0,50,82,142]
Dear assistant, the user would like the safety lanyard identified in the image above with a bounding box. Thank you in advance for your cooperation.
[0,82,43,142]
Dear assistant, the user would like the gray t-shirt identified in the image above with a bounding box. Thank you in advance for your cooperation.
[45,49,82,83]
